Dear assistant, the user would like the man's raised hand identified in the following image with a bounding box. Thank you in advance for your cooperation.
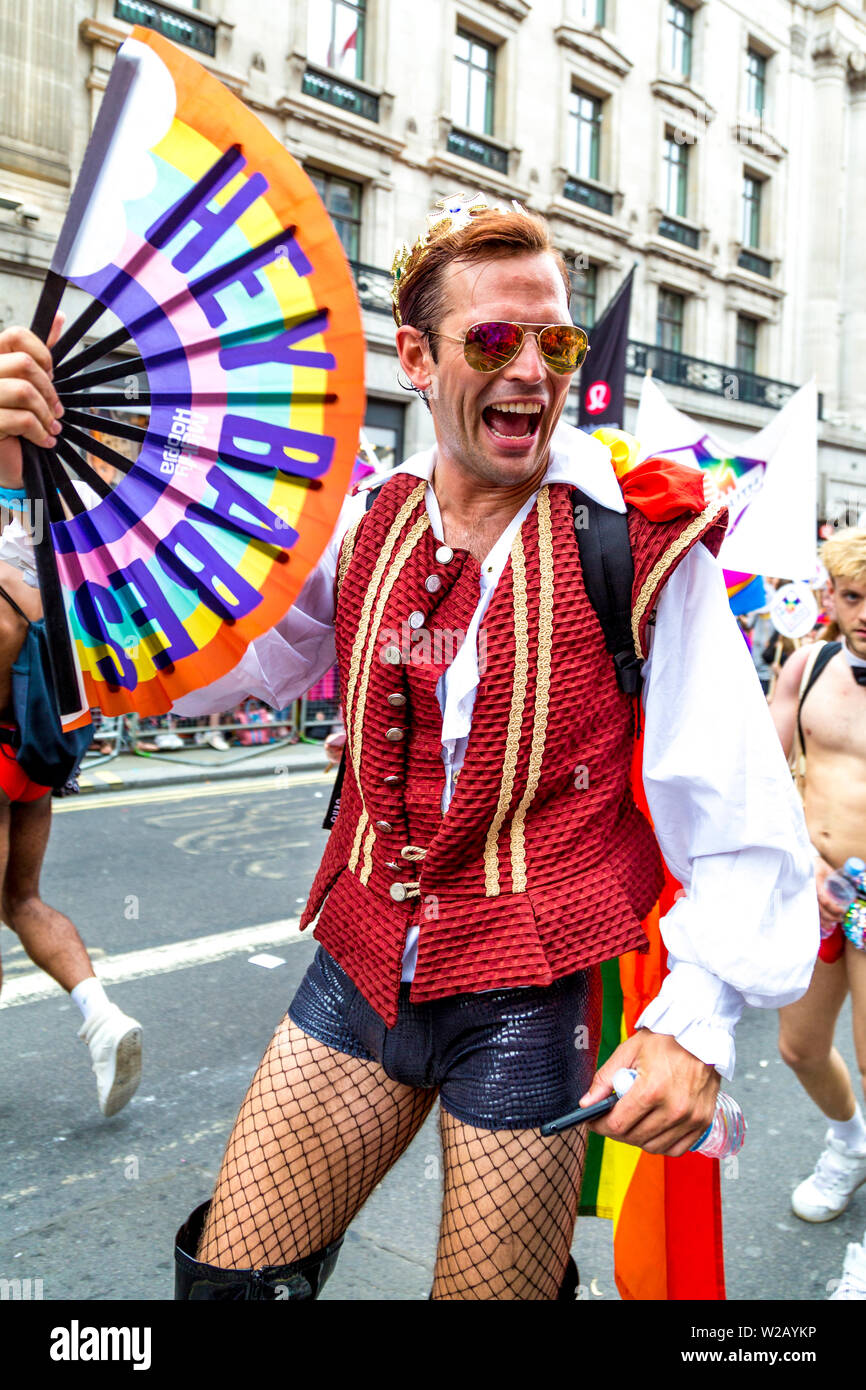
[0,317,65,453]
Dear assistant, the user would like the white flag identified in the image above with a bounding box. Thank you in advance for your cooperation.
[635,375,818,580]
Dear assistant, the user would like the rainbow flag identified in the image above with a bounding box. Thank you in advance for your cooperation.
[579,735,726,1300]
[725,570,766,616]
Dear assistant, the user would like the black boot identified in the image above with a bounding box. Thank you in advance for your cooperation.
[557,1256,580,1301]
[174,1201,343,1301]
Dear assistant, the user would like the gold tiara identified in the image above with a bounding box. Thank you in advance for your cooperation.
[390,191,528,325]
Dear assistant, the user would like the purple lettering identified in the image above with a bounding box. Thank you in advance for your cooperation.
[108,559,197,672]
[219,312,335,374]
[72,583,138,691]
[186,465,299,550]
[154,519,262,623]
[218,414,334,480]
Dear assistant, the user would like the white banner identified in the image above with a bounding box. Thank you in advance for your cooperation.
[635,376,818,580]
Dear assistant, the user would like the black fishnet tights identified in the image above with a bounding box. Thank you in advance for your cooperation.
[198,1017,436,1268]
[432,1108,587,1301]
[198,1017,586,1299]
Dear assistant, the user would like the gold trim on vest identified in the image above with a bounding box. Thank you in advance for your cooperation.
[631,495,727,660]
[510,486,555,893]
[484,525,530,896]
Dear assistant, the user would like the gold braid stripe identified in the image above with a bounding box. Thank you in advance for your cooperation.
[631,496,727,660]
[342,482,426,874]
[344,481,427,732]
[348,808,369,874]
[509,487,554,894]
[484,529,529,897]
[351,510,431,883]
[336,516,362,601]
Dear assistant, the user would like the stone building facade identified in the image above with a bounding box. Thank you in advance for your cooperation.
[2,0,866,521]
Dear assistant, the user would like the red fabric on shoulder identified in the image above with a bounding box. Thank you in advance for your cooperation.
[618,456,707,522]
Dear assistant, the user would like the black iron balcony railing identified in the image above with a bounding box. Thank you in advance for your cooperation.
[563,177,613,216]
[114,0,216,55]
[737,249,773,278]
[627,340,803,412]
[446,127,509,175]
[350,261,393,316]
[658,215,699,249]
[302,66,380,123]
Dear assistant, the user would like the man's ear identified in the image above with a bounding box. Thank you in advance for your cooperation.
[396,325,433,393]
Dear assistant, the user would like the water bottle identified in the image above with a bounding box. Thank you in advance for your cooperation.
[611,1067,747,1159]
[824,857,866,919]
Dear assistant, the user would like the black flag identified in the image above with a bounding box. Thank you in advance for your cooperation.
[576,266,634,432]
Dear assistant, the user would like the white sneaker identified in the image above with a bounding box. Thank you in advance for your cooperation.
[78,1006,142,1117]
[205,731,230,751]
[791,1131,866,1222]
[829,1241,866,1299]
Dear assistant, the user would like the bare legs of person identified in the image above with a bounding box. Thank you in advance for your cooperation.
[0,791,142,1116]
[779,950,866,1224]
[180,1015,586,1301]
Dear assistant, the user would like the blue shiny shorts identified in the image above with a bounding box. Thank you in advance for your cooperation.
[288,947,602,1132]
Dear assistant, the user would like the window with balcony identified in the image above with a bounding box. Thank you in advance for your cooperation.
[308,0,367,82]
[575,0,606,22]
[746,47,767,117]
[569,89,602,182]
[571,263,598,330]
[308,169,362,262]
[114,1,214,55]
[666,2,693,79]
[663,133,689,218]
[656,288,685,353]
[742,173,762,249]
[452,30,497,136]
[736,314,759,375]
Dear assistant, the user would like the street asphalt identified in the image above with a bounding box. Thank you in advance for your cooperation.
[0,752,862,1305]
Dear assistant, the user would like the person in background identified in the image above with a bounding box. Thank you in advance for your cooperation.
[0,320,142,1116]
[770,528,866,1300]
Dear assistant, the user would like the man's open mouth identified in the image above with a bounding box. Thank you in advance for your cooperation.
[481,401,544,440]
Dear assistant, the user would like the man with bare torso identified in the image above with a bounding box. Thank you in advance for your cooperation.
[0,321,142,1116]
[771,528,866,1299]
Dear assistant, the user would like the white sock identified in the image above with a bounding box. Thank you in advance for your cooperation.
[70,977,111,1023]
[830,1105,866,1153]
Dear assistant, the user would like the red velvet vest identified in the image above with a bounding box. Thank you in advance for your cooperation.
[301,471,727,1025]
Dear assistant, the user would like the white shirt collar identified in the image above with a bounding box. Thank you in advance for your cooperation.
[356,420,626,514]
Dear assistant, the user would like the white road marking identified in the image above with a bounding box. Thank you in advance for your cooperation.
[53,771,331,813]
[0,917,306,1008]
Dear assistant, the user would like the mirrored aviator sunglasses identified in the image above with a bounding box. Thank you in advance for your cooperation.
[459,321,589,374]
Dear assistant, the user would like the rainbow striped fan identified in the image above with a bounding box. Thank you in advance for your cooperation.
[24,27,364,717]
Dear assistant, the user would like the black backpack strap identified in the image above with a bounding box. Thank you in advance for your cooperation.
[571,489,642,697]
[0,579,31,626]
[797,640,840,749]
[322,484,383,831]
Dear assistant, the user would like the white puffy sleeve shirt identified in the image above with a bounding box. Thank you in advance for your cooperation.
[174,446,818,1077]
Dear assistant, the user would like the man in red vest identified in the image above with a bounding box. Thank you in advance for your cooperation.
[174,198,817,1300]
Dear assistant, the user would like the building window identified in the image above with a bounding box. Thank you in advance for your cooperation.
[571,263,598,330]
[663,132,689,217]
[656,289,685,353]
[364,400,405,472]
[742,174,763,248]
[575,0,606,21]
[736,315,758,374]
[308,0,366,82]
[569,90,602,182]
[667,2,693,79]
[746,47,766,117]
[308,170,362,262]
[452,30,497,135]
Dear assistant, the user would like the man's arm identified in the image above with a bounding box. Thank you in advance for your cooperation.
[582,543,818,1153]
[768,642,813,760]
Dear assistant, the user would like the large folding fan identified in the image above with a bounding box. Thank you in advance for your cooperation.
[24,26,365,717]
